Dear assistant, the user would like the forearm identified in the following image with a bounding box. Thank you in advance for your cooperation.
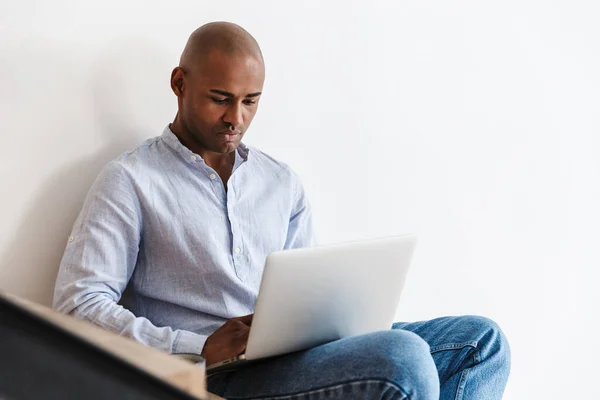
[54,290,207,355]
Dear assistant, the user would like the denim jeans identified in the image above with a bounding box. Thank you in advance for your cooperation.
[207,316,511,399]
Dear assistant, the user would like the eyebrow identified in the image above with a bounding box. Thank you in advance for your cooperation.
[209,89,262,98]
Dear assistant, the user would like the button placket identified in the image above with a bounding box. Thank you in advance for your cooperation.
[227,183,246,281]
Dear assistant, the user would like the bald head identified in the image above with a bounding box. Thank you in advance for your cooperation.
[179,21,263,73]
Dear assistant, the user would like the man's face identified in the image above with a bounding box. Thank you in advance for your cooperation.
[177,51,265,154]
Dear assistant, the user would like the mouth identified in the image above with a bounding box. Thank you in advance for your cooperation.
[218,129,241,135]
[217,131,240,142]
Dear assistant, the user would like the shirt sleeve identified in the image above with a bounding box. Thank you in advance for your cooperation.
[52,160,207,355]
[284,171,317,249]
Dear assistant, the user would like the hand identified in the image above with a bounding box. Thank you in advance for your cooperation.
[201,314,253,366]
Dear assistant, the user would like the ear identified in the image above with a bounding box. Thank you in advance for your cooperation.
[170,67,185,97]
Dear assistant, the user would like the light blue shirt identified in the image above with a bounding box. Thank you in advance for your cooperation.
[53,125,315,355]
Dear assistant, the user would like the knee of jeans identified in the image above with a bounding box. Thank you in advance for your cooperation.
[460,315,511,370]
[365,330,440,400]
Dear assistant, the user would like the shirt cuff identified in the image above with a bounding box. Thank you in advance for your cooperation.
[172,330,208,355]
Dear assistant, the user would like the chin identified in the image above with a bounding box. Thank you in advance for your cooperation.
[214,142,238,154]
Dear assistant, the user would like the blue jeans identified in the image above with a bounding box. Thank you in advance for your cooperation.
[207,316,511,399]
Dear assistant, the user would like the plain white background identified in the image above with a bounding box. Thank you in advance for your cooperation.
[1,1,598,398]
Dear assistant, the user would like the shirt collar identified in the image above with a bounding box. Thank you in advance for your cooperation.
[160,124,249,163]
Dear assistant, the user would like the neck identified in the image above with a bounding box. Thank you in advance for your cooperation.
[204,151,235,172]
[169,117,235,171]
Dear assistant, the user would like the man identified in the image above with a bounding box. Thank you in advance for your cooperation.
[54,22,510,399]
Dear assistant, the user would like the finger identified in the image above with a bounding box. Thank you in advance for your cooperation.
[233,329,250,353]
[234,313,254,326]
[233,321,250,337]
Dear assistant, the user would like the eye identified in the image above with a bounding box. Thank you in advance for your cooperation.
[243,99,257,105]
[211,97,228,104]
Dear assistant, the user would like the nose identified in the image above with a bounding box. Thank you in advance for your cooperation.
[223,103,243,127]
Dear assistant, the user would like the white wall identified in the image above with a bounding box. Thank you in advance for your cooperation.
[1,1,598,399]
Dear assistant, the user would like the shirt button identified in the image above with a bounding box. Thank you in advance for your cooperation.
[234,247,241,254]
[190,155,197,161]
[209,173,217,180]
[68,236,75,243]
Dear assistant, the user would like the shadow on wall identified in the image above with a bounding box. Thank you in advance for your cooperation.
[0,38,173,306]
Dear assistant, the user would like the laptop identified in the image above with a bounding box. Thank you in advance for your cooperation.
[206,234,417,373]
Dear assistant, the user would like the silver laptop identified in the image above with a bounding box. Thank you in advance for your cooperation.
[206,234,417,373]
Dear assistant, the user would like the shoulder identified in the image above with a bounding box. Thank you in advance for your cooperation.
[246,146,306,199]
[92,136,164,193]
[103,135,167,176]
[114,136,164,170]
[247,146,301,181]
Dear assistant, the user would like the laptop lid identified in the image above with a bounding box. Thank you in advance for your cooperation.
[244,234,417,360]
